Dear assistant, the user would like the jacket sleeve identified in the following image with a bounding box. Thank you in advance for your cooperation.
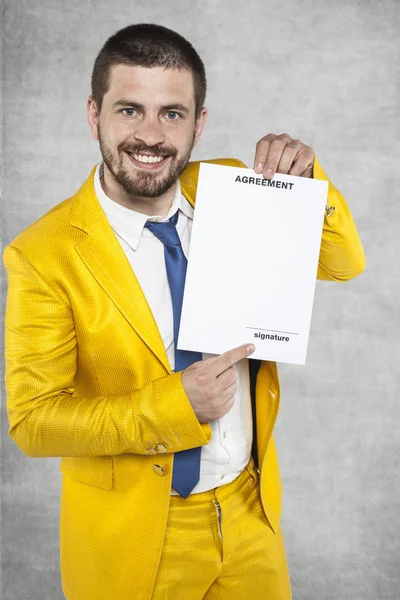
[3,244,212,458]
[314,156,366,281]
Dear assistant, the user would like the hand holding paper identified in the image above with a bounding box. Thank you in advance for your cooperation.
[178,163,328,365]
[253,132,315,179]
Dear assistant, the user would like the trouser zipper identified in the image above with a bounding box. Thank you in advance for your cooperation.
[213,500,222,540]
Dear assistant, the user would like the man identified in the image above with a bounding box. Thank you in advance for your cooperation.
[3,23,365,600]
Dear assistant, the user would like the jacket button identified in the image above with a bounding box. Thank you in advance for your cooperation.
[155,444,167,453]
[152,465,165,477]
[326,206,336,217]
[145,447,157,455]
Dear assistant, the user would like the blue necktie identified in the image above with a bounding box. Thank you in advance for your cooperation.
[145,211,203,498]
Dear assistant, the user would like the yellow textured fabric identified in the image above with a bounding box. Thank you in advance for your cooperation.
[152,457,291,599]
[3,157,365,600]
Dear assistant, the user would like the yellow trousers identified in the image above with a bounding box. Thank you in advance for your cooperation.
[152,457,292,599]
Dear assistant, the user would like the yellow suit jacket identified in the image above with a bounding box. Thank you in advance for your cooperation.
[3,157,365,600]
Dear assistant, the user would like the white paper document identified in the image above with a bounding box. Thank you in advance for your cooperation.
[177,163,328,365]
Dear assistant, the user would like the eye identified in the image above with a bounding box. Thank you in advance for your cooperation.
[121,108,137,117]
[165,111,181,121]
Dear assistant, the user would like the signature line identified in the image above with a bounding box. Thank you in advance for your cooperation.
[246,327,299,336]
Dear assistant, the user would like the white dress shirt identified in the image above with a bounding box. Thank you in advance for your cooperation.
[94,163,253,494]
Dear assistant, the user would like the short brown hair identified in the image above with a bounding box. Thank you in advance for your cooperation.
[91,24,207,117]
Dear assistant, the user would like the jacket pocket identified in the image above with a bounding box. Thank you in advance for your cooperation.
[59,455,113,490]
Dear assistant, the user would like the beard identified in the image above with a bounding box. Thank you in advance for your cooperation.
[99,129,195,198]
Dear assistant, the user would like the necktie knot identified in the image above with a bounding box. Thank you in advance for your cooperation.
[145,211,181,248]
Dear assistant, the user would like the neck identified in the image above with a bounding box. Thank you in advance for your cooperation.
[101,163,177,217]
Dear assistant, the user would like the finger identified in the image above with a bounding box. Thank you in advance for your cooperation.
[216,391,236,418]
[276,141,302,174]
[263,135,291,179]
[288,148,314,177]
[253,134,274,174]
[212,343,255,377]
[219,388,236,409]
[216,365,237,390]
[222,380,238,399]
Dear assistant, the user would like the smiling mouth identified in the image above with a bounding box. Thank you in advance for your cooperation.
[131,152,165,164]
[126,152,171,169]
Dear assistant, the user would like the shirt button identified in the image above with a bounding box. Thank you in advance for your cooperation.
[220,474,225,480]
[222,431,227,439]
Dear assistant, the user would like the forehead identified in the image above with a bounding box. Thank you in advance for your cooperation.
[105,64,196,107]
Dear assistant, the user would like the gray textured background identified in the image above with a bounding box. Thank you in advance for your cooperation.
[1,1,400,599]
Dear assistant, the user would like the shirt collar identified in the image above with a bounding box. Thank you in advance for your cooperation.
[94,162,193,251]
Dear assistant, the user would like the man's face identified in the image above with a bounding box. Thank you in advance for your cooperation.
[88,64,206,199]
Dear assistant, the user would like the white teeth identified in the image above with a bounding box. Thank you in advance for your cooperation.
[132,153,164,164]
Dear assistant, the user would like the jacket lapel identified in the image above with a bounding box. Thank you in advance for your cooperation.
[68,158,244,371]
[69,167,171,373]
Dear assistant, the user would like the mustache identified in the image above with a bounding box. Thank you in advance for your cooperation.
[118,141,177,157]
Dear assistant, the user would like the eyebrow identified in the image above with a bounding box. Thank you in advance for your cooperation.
[112,100,190,114]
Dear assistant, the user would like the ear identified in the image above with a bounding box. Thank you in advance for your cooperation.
[87,96,100,141]
[193,107,207,148]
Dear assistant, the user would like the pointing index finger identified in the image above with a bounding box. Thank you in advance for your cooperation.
[213,343,256,376]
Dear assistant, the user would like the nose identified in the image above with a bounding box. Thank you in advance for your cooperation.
[134,116,165,147]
